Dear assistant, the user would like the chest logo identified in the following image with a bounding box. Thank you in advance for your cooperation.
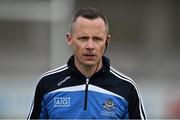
[54,97,70,107]
[57,76,70,86]
[102,98,116,111]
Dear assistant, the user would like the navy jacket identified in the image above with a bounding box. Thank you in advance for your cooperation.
[28,56,146,119]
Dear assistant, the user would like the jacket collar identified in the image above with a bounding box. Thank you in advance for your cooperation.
[67,55,110,78]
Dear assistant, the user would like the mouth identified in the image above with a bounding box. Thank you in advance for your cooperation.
[84,54,95,57]
[83,54,96,60]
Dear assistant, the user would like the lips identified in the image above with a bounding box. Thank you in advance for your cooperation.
[84,54,95,57]
[83,54,96,60]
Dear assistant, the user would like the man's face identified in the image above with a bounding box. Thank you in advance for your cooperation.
[67,16,110,67]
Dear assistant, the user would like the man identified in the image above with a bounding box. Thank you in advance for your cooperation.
[28,7,146,119]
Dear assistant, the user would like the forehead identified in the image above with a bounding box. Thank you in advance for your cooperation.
[76,16,106,25]
[72,17,107,34]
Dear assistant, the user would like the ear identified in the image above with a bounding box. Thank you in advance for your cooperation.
[66,32,73,46]
[106,34,111,45]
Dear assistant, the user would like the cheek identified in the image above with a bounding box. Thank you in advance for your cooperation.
[100,44,106,52]
[72,43,83,53]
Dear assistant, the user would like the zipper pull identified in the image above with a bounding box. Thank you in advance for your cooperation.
[86,78,89,85]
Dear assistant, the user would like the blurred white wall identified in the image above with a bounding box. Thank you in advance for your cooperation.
[50,0,74,68]
[0,0,74,118]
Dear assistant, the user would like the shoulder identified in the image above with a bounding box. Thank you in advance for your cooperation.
[41,64,68,79]
[109,66,132,81]
[109,66,141,94]
[37,64,68,85]
[109,66,134,84]
[34,64,69,95]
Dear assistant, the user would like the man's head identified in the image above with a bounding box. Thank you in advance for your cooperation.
[67,7,111,69]
[70,7,109,34]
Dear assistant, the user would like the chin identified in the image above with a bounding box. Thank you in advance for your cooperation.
[83,61,97,67]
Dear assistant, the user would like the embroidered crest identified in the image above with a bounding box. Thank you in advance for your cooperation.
[102,98,116,111]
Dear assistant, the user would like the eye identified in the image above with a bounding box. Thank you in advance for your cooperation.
[77,36,89,41]
[93,37,103,42]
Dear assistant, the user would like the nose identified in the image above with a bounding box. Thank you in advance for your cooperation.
[86,39,95,51]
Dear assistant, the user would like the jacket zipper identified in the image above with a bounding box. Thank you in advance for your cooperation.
[84,78,89,111]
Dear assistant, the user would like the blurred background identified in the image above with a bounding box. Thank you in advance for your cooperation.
[0,0,179,119]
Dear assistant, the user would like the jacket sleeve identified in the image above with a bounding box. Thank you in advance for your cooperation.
[128,84,147,119]
[27,80,47,119]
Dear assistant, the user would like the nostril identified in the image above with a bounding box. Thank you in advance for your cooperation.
[86,47,94,50]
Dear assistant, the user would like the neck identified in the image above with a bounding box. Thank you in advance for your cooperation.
[74,58,103,78]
